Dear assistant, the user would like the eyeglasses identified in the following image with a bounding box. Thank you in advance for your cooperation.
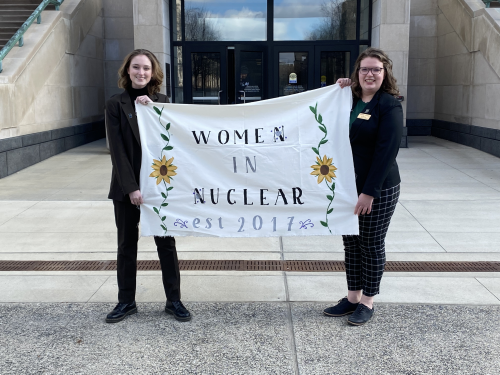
[359,67,385,75]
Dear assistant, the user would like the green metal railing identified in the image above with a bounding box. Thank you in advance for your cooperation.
[0,0,63,73]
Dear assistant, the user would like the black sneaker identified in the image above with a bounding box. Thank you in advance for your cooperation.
[323,297,359,317]
[165,301,192,322]
[105,302,137,323]
[347,303,374,326]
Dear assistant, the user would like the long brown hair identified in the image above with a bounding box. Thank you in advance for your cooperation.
[350,47,399,98]
[118,49,164,95]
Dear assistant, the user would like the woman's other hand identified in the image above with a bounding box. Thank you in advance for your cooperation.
[354,193,374,215]
[136,95,152,105]
[129,190,144,205]
[336,78,352,89]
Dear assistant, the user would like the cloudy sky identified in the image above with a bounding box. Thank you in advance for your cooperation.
[185,0,332,41]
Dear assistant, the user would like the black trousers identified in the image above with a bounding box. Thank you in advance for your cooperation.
[113,199,181,303]
[342,184,400,297]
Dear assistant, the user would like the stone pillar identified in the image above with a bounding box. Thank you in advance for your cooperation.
[103,0,134,100]
[133,0,171,97]
[371,0,411,146]
[407,0,439,129]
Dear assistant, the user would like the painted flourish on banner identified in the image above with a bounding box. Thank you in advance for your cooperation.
[137,85,359,237]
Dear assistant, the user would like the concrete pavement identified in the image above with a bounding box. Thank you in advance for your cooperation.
[1,136,500,374]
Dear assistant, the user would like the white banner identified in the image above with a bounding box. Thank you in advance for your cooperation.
[137,85,359,237]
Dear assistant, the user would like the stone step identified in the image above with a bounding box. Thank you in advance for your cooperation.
[0,9,34,15]
[0,26,19,33]
[0,21,23,28]
[0,15,31,22]
[0,0,48,3]
[0,4,37,10]
[0,32,15,38]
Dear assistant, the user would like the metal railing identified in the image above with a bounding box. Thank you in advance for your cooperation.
[0,0,63,73]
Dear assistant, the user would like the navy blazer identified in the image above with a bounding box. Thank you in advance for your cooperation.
[105,90,169,201]
[349,90,403,198]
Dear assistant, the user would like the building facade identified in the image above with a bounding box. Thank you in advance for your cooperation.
[0,0,499,178]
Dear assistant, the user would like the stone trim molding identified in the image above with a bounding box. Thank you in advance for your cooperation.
[406,119,500,158]
[0,120,105,179]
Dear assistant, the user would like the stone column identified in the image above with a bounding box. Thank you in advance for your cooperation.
[371,0,411,146]
[104,0,134,100]
[133,0,171,97]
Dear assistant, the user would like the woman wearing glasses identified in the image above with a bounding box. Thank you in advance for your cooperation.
[323,48,403,325]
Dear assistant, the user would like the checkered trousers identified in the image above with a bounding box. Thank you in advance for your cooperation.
[342,184,400,297]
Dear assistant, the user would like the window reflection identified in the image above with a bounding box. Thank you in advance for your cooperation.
[320,51,350,87]
[238,52,263,103]
[359,0,370,40]
[172,0,182,41]
[191,53,221,105]
[174,47,183,103]
[279,52,308,96]
[274,0,357,41]
[184,0,267,41]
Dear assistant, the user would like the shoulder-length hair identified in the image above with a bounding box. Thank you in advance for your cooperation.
[350,47,399,99]
[118,49,164,95]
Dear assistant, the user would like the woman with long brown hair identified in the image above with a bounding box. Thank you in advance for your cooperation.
[105,49,191,323]
[323,47,403,325]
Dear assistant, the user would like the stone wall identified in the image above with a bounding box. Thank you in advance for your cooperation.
[0,0,106,177]
[406,0,500,156]
[0,0,104,140]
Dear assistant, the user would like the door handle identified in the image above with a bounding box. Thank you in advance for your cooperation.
[239,90,246,104]
[218,90,223,105]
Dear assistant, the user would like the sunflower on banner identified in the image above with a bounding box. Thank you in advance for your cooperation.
[148,106,176,235]
[309,102,338,234]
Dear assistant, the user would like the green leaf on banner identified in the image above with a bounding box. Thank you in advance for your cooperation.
[312,147,319,155]
[318,114,323,124]
[164,146,173,151]
[153,106,161,115]
[327,195,333,201]
[161,203,168,207]
[319,126,327,133]
[161,216,166,221]
[309,106,316,114]
[153,207,159,214]
[166,123,171,130]
[161,225,167,231]
[320,221,328,227]
[320,139,328,144]
[161,134,169,141]
[161,193,166,198]
[327,208,333,214]
[167,187,174,191]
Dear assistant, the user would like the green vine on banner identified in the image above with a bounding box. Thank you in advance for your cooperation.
[149,106,177,235]
[309,102,338,234]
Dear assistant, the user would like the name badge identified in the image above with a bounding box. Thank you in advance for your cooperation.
[357,113,371,120]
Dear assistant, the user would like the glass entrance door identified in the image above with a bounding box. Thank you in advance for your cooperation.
[274,46,314,97]
[314,45,357,89]
[184,45,227,105]
[184,44,267,105]
[234,45,267,104]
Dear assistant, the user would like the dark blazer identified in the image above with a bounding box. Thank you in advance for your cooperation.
[106,90,169,202]
[349,90,403,198]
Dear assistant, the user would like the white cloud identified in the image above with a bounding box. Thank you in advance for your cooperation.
[205,17,266,41]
